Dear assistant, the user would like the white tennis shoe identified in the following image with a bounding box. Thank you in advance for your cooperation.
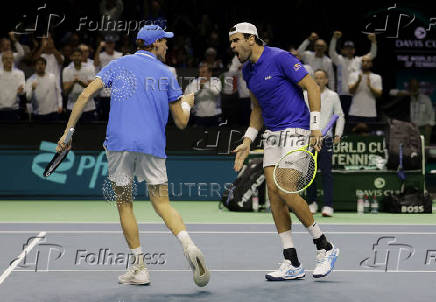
[309,202,318,214]
[313,245,340,278]
[184,245,210,287]
[118,264,150,285]
[265,260,305,281]
[322,206,334,217]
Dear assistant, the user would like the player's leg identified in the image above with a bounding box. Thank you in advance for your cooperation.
[107,151,149,285]
[275,154,339,278]
[142,155,210,287]
[263,150,305,282]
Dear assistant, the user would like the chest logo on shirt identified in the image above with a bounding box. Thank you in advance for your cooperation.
[264,75,272,80]
[293,63,301,71]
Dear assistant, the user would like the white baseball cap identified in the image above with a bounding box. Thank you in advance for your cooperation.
[229,22,259,37]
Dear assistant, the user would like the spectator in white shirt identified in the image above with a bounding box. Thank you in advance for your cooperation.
[298,32,335,89]
[329,31,377,117]
[390,79,435,145]
[0,51,25,121]
[304,69,345,217]
[94,34,122,120]
[409,79,434,145]
[227,55,251,126]
[32,34,64,85]
[348,55,382,123]
[62,48,96,121]
[25,57,62,121]
[68,44,94,68]
[0,32,25,70]
[185,62,222,127]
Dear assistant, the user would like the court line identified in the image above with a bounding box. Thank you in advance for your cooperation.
[12,269,436,273]
[1,222,436,226]
[0,231,46,286]
[1,231,436,235]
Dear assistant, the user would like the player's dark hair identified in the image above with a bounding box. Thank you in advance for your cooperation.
[242,33,263,46]
[34,56,47,65]
[314,69,328,78]
[136,38,164,51]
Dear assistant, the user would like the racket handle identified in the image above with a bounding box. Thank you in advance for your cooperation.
[321,115,339,136]
[64,128,75,144]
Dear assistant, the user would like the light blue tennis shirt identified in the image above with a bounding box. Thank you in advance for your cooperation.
[242,46,310,131]
[96,50,182,158]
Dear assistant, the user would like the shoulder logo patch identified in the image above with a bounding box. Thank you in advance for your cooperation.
[293,63,301,71]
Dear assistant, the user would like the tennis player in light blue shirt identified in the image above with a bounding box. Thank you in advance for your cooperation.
[57,25,210,287]
[230,22,339,281]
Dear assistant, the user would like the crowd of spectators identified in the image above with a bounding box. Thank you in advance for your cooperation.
[0,1,434,143]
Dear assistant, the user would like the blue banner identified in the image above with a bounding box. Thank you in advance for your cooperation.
[0,141,236,200]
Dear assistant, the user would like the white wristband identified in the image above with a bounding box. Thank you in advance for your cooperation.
[310,111,320,131]
[181,101,191,114]
[243,127,258,142]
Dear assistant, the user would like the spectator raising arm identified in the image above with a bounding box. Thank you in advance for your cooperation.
[329,31,343,65]
[366,33,377,60]
[297,32,318,62]
[9,32,24,63]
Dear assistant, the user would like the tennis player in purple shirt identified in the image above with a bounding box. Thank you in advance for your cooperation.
[230,22,339,280]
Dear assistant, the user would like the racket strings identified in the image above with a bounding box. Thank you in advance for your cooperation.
[275,150,316,193]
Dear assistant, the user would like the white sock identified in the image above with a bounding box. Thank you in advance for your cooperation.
[177,230,194,249]
[130,246,144,265]
[278,230,294,249]
[307,222,323,239]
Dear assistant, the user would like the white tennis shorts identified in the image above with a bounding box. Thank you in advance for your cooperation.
[106,151,168,186]
[263,128,311,172]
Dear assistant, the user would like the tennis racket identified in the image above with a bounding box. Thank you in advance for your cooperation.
[43,128,75,177]
[397,143,406,181]
[273,115,339,194]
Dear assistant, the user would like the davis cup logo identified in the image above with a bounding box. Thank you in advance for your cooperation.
[374,177,386,189]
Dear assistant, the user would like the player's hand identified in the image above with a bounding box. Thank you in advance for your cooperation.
[333,31,342,39]
[310,130,322,152]
[99,41,106,48]
[56,132,72,152]
[32,82,38,90]
[309,32,319,41]
[182,92,195,107]
[334,136,341,144]
[57,107,63,114]
[368,33,376,42]
[232,141,250,172]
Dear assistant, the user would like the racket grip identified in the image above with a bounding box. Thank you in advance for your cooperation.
[64,128,75,144]
[321,115,339,136]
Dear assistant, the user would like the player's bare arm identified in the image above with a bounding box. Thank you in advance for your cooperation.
[233,91,263,172]
[169,93,195,130]
[56,77,104,152]
[298,74,322,151]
